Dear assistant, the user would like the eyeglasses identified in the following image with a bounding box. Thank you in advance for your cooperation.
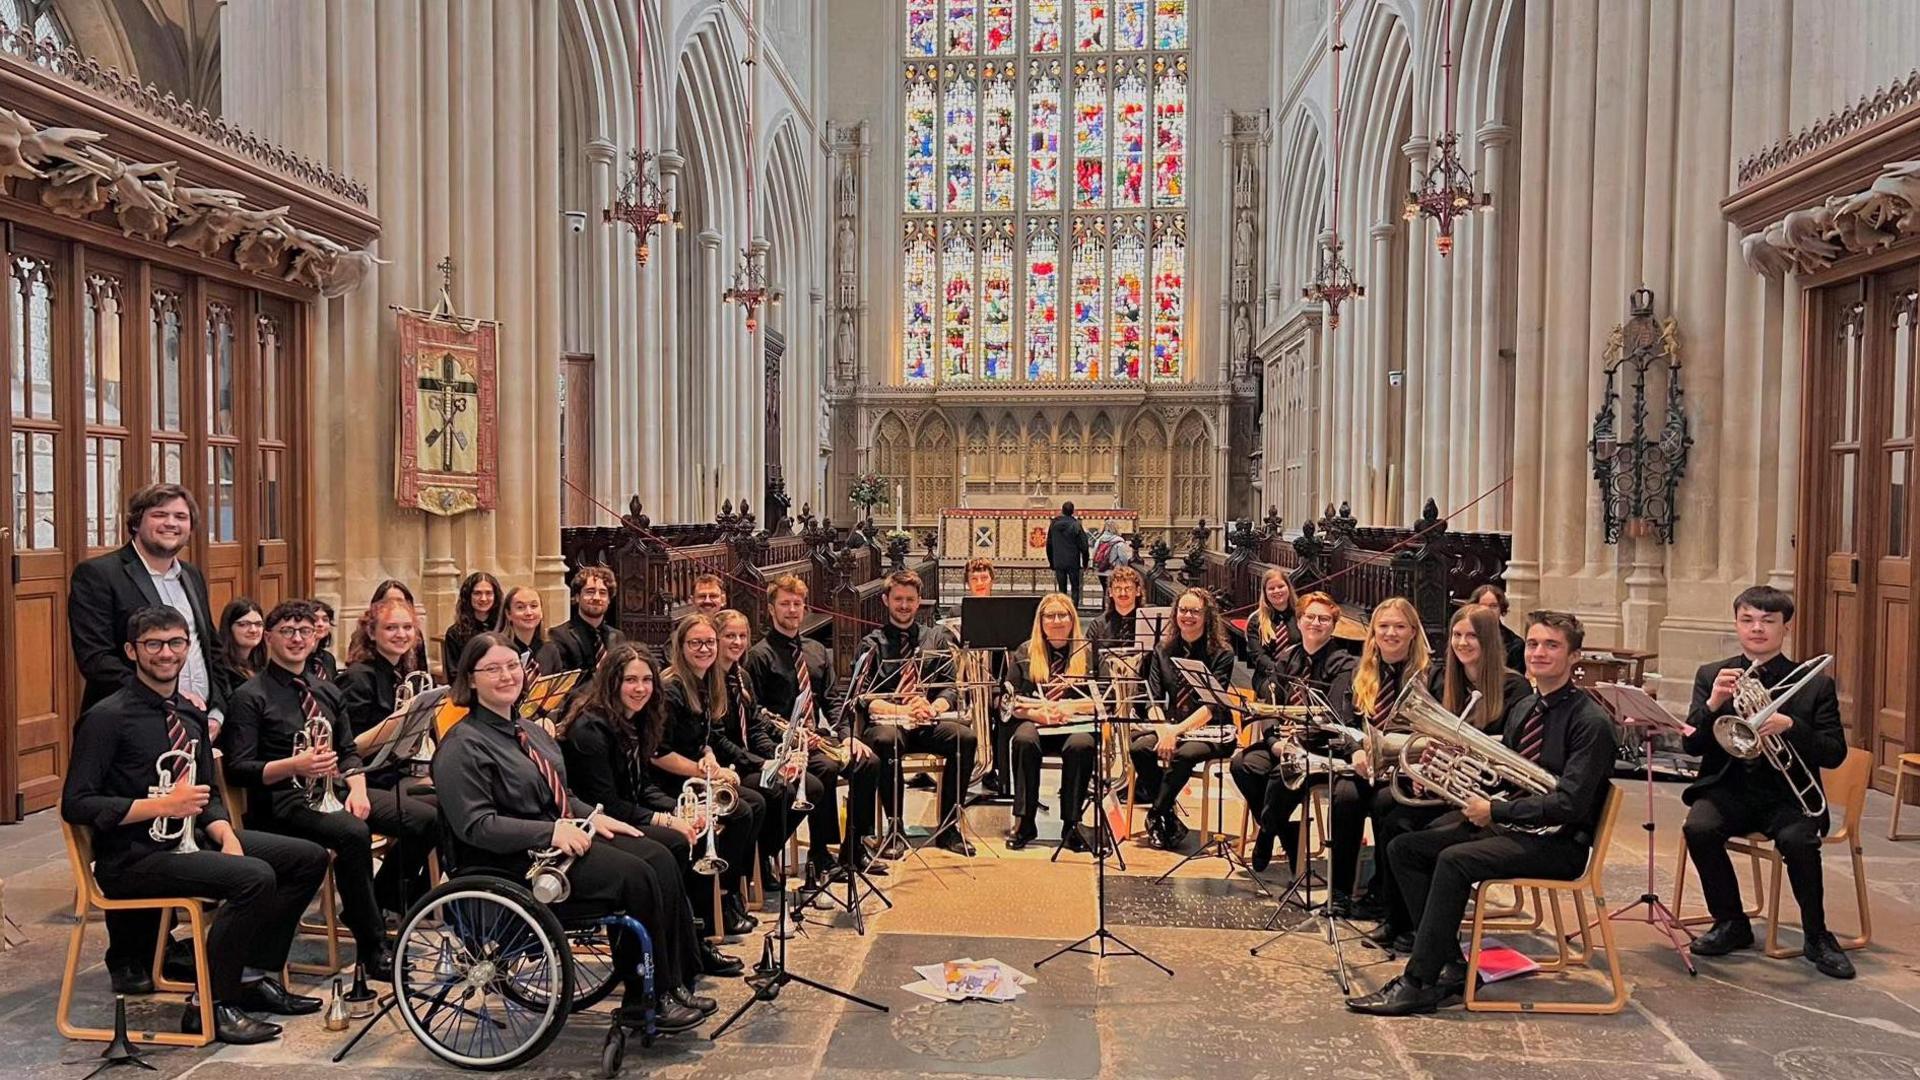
[136,637,191,654]
[272,626,317,640]
[472,663,524,679]
[232,618,264,630]
[686,639,718,651]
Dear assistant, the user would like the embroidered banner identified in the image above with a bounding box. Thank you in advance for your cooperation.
[395,308,498,516]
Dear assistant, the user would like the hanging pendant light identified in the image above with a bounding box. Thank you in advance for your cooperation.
[605,2,677,265]
[1402,0,1491,256]
[723,0,782,330]
[1303,0,1363,328]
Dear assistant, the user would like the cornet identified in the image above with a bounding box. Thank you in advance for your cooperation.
[677,777,738,876]
[148,740,201,853]
[293,714,347,813]
[526,803,601,904]
[1714,655,1833,818]
[394,671,441,774]
[774,718,812,812]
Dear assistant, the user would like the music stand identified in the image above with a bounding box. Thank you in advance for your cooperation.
[1149,658,1275,899]
[1590,681,1697,974]
[961,598,1039,803]
[518,670,583,726]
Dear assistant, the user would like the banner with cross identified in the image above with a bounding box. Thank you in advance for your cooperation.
[394,262,499,516]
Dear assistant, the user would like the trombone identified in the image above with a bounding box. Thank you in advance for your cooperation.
[1714,655,1833,818]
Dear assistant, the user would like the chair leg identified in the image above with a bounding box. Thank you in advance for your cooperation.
[1464,883,1493,1010]
[59,903,216,1048]
[1592,888,1630,1014]
[1762,851,1794,959]
[1891,765,1918,841]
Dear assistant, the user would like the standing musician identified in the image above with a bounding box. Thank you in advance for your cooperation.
[1348,610,1616,1016]
[558,643,746,977]
[64,606,328,1044]
[500,585,566,681]
[860,569,979,857]
[1682,585,1853,979]
[1129,586,1238,850]
[742,575,885,878]
[434,633,712,1032]
[220,600,423,980]
[1231,591,1356,875]
[714,609,819,881]
[691,573,728,617]
[550,566,627,675]
[1365,603,1527,952]
[655,614,767,937]
[440,571,503,681]
[337,595,443,914]
[1334,597,1432,918]
[1243,568,1300,702]
[1003,593,1099,851]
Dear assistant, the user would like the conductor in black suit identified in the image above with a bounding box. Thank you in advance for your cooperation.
[70,483,224,722]
[1681,585,1853,979]
[1045,501,1091,608]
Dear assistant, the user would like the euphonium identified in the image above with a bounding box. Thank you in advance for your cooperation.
[148,740,201,853]
[1713,654,1833,818]
[527,803,601,904]
[292,713,346,813]
[1389,681,1562,835]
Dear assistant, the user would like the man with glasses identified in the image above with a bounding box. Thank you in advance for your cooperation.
[64,606,328,1044]
[222,600,428,981]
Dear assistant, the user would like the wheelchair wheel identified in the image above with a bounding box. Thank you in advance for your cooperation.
[393,876,574,1070]
[502,922,619,1012]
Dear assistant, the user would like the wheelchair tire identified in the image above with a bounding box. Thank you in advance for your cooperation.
[393,876,574,1070]
[502,923,619,1013]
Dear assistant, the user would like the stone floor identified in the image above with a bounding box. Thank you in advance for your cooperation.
[5,773,1920,1080]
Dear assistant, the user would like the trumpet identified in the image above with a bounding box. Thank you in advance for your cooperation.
[771,717,850,767]
[774,717,812,812]
[1713,655,1833,818]
[676,777,737,876]
[527,803,601,904]
[148,740,202,852]
[292,714,346,813]
[1389,682,1561,834]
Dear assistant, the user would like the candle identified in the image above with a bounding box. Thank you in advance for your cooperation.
[894,483,904,530]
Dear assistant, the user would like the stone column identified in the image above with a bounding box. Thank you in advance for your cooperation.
[1368,220,1397,518]
[1399,135,1430,521]
[533,5,567,599]
[700,229,724,517]
[1474,124,1512,533]
[658,148,686,519]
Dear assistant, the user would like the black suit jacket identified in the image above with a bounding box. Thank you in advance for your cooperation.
[1682,654,1846,809]
[1045,515,1089,572]
[69,543,222,714]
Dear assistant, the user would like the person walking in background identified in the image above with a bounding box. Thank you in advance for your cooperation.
[1046,502,1091,608]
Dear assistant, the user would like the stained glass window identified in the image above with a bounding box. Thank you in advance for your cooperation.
[903,0,1187,383]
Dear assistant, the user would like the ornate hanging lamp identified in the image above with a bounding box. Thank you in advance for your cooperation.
[1402,0,1491,255]
[1302,0,1363,328]
[604,1,677,265]
[723,0,781,331]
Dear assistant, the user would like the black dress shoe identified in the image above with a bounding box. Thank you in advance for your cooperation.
[1691,918,1755,956]
[933,829,976,857]
[1004,818,1037,850]
[1250,830,1276,873]
[622,997,705,1033]
[1435,960,1471,1004]
[722,900,758,938]
[670,986,718,1014]
[1348,893,1389,921]
[1062,825,1092,854]
[874,835,909,861]
[907,773,937,790]
[1345,975,1444,1017]
[362,943,396,983]
[1805,932,1857,979]
[850,847,891,875]
[238,975,322,1016]
[701,942,746,977]
[108,963,154,996]
[183,1002,283,1044]
[161,939,197,984]
[1326,892,1358,918]
[1365,922,1402,948]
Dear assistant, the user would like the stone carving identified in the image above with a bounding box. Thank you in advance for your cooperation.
[1738,68,1920,187]
[1741,159,1920,278]
[1227,135,1259,380]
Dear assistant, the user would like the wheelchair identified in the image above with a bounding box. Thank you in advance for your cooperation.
[389,864,656,1075]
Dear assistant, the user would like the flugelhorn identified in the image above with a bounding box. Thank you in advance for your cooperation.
[526,803,601,904]
[1714,654,1833,818]
[148,740,201,852]
[292,713,346,813]
[677,777,737,876]
[1389,681,1561,834]
[775,717,812,812]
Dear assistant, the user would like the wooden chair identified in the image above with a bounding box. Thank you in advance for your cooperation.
[1463,786,1629,1015]
[58,821,217,1048]
[1891,753,1920,841]
[1671,747,1874,957]
[215,756,348,976]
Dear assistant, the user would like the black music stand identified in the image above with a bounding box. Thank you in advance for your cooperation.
[1150,658,1275,899]
[1591,681,1698,974]
[961,597,1039,803]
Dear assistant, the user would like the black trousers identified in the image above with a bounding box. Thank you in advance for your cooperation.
[548,833,697,994]
[259,786,439,953]
[1230,733,1329,872]
[1008,722,1097,825]
[1053,567,1084,607]
[742,771,817,860]
[1684,784,1830,936]
[869,719,978,828]
[634,821,716,936]
[368,778,442,913]
[1390,815,1589,984]
[98,831,328,1001]
[807,750,881,854]
[1130,731,1233,817]
[1366,785,1449,931]
[713,783,765,892]
[1326,774,1376,896]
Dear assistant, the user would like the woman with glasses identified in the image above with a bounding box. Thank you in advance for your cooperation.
[654,614,766,938]
[1004,594,1099,851]
[433,633,713,1033]
[213,599,266,736]
[1129,587,1238,849]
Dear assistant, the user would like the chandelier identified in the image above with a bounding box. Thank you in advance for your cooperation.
[1402,0,1490,255]
[723,248,782,332]
[1303,0,1362,329]
[605,2,675,265]
[723,0,779,330]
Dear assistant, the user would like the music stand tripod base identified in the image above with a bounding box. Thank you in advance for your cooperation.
[1593,684,1698,976]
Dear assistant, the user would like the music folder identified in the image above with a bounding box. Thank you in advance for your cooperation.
[352,685,449,776]
[960,595,1042,650]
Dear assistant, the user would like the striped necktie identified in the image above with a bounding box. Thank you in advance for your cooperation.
[794,652,814,728]
[516,725,568,817]
[1265,616,1290,662]
[1516,697,1548,763]
[898,656,921,698]
[164,697,187,753]
[1369,668,1401,726]
[291,676,336,799]
[1045,648,1068,701]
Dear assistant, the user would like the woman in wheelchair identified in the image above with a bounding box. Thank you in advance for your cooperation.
[559,642,746,978]
[433,634,713,1033]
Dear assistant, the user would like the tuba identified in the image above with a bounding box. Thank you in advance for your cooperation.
[1713,655,1833,818]
[677,777,738,876]
[1389,681,1562,835]
[293,713,346,813]
[527,803,601,904]
[148,740,202,852]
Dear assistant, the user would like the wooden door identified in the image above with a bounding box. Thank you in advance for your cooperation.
[1813,286,1868,738]
[1869,272,1919,784]
[253,301,293,607]
[196,284,244,611]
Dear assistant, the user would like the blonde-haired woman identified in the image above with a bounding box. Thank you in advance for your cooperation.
[1004,594,1100,850]
[1244,567,1299,701]
[1331,597,1431,919]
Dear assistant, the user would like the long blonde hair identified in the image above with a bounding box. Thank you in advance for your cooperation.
[1351,597,1431,719]
[1253,567,1294,646]
[1026,593,1088,684]
[1443,604,1508,728]
[664,612,728,720]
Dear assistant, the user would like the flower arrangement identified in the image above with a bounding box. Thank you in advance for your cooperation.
[849,472,890,513]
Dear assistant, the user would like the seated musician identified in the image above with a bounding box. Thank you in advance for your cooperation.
[691,573,728,617]
[64,606,328,1045]
[654,614,767,937]
[860,570,979,857]
[1335,597,1432,919]
[1090,565,1146,655]
[743,575,885,878]
[1347,611,1616,1016]
[440,571,503,681]
[221,600,429,981]
[550,566,627,675]
[1003,593,1099,851]
[1243,568,1299,701]
[714,608,819,884]
[1470,584,1526,675]
[307,598,340,682]
[499,585,567,684]
[558,643,745,978]
[1365,603,1527,952]
[1682,586,1852,979]
[434,633,712,1032]
[1231,590,1357,875]
[336,595,444,914]
[964,557,995,598]
[1129,586,1238,850]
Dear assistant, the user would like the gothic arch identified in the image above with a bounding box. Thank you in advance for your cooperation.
[872,411,910,517]
[1089,412,1116,481]
[1272,106,1328,311]
[1171,411,1213,522]
[965,412,990,480]
[995,413,1022,481]
[1057,413,1084,479]
[1124,412,1169,521]
[1024,414,1052,484]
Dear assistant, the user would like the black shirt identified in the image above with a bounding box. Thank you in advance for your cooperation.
[1490,681,1618,841]
[62,680,229,874]
[711,666,778,770]
[742,629,839,737]
[1682,653,1846,807]
[549,614,626,677]
[1090,607,1139,654]
[562,708,678,825]
[1244,607,1299,696]
[1334,658,1420,730]
[854,620,959,701]
[441,619,491,681]
[1428,665,1533,734]
[339,654,404,735]
[307,649,340,683]
[656,674,715,763]
[1007,637,1094,702]
[1146,635,1237,727]
[221,662,360,821]
[508,630,567,677]
[433,705,591,872]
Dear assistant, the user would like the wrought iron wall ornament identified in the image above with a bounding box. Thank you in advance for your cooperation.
[1590,288,1692,544]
